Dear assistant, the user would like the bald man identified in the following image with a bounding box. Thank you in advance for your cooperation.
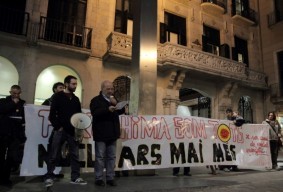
[90,80,126,187]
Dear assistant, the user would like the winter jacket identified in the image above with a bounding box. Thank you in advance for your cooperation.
[49,91,81,136]
[0,96,26,143]
[90,92,125,142]
[262,119,281,141]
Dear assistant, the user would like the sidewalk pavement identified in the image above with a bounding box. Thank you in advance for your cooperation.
[1,152,283,192]
[1,166,283,192]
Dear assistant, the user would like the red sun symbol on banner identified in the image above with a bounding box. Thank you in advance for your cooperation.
[217,124,231,143]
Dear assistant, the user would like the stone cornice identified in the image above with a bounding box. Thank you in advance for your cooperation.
[104,32,267,89]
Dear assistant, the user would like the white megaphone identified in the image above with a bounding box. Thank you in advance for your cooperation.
[71,113,91,129]
[70,113,91,142]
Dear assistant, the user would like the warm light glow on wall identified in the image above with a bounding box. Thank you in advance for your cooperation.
[0,56,19,97]
[140,50,157,61]
[41,69,55,84]
[34,65,83,105]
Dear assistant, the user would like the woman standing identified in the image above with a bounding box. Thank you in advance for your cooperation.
[262,112,282,169]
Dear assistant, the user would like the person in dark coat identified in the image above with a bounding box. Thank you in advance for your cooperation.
[0,85,26,187]
[44,75,87,187]
[42,82,64,179]
[90,80,125,187]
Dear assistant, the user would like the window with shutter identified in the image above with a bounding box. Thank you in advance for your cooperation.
[164,12,187,46]
[114,0,133,34]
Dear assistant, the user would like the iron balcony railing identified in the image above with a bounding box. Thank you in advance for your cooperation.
[202,0,227,12]
[39,16,92,49]
[232,6,257,24]
[267,10,283,27]
[0,6,29,35]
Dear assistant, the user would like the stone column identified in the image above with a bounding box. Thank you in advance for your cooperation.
[162,71,186,115]
[129,0,157,175]
[217,82,238,119]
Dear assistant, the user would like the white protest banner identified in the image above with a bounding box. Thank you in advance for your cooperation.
[117,116,271,170]
[20,105,271,176]
[20,105,94,176]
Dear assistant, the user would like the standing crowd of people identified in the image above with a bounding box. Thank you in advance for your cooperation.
[0,75,282,188]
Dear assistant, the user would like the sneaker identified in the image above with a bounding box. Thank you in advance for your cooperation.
[223,168,230,172]
[45,179,54,187]
[70,178,87,185]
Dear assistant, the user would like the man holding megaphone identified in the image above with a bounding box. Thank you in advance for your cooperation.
[44,75,87,187]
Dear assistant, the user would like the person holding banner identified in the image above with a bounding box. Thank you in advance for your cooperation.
[263,111,282,170]
[231,111,245,127]
[44,75,87,187]
[0,85,26,187]
[42,82,64,106]
[90,80,126,187]
[219,108,243,172]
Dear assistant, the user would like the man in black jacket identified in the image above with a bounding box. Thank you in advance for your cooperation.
[42,82,64,106]
[90,80,125,187]
[42,81,64,179]
[44,75,87,187]
[0,85,26,187]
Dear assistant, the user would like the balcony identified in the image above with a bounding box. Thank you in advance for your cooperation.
[232,7,257,26]
[0,7,92,51]
[0,6,29,36]
[201,0,227,15]
[38,17,92,49]
[103,32,267,89]
[103,32,133,64]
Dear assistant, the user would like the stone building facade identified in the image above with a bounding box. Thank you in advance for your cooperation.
[0,0,282,123]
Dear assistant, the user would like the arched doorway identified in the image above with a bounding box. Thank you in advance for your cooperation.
[34,65,83,105]
[178,88,211,118]
[0,56,19,98]
[238,96,253,123]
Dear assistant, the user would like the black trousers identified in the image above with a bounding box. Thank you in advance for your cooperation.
[270,140,279,168]
[173,167,190,175]
[0,136,12,182]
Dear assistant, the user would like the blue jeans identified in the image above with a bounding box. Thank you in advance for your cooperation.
[95,141,116,181]
[46,130,80,181]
